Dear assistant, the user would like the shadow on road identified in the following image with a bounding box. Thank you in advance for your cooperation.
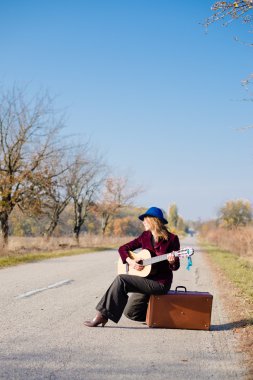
[101,318,253,331]
[211,318,253,331]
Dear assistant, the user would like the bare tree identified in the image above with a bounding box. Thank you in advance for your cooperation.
[97,176,143,236]
[68,151,106,245]
[204,1,253,127]
[41,154,73,238]
[0,87,65,246]
[204,1,253,28]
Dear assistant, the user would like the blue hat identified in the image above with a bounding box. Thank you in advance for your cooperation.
[138,207,168,224]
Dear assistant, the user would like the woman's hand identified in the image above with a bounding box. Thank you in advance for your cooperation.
[167,253,176,265]
[126,257,144,271]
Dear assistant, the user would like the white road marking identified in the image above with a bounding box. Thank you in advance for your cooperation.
[15,279,73,299]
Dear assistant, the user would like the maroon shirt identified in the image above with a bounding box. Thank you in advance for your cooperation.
[118,230,180,287]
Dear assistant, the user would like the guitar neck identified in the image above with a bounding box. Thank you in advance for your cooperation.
[142,251,180,266]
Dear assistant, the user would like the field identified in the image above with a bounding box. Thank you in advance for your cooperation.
[0,234,131,268]
[199,225,253,262]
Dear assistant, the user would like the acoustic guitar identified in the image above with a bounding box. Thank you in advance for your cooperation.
[117,247,194,277]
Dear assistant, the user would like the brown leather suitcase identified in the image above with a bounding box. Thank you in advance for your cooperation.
[146,286,213,330]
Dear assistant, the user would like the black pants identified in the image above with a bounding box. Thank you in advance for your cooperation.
[96,274,170,323]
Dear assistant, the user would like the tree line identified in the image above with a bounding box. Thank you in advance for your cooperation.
[8,203,190,240]
[199,199,253,236]
[0,87,141,247]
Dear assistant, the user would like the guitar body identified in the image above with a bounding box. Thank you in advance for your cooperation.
[117,249,152,277]
[117,247,194,278]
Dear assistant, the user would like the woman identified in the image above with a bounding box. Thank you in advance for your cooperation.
[84,206,180,327]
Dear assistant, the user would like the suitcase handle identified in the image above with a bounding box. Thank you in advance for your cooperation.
[175,286,187,292]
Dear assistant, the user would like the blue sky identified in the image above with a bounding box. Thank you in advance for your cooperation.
[1,0,253,220]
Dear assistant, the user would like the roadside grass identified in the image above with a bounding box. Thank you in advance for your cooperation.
[199,242,253,318]
[199,241,253,378]
[0,247,112,269]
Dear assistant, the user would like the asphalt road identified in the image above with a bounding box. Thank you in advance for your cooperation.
[0,237,247,380]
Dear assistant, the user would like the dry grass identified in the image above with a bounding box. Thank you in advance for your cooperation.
[199,226,253,262]
[0,234,132,256]
[200,243,253,379]
[200,243,253,304]
[0,234,134,268]
[198,226,253,377]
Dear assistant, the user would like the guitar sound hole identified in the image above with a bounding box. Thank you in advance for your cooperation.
[137,260,143,265]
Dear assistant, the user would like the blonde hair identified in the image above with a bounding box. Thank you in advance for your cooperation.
[145,216,170,241]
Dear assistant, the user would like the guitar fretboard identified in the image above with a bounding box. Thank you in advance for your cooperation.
[142,251,182,266]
